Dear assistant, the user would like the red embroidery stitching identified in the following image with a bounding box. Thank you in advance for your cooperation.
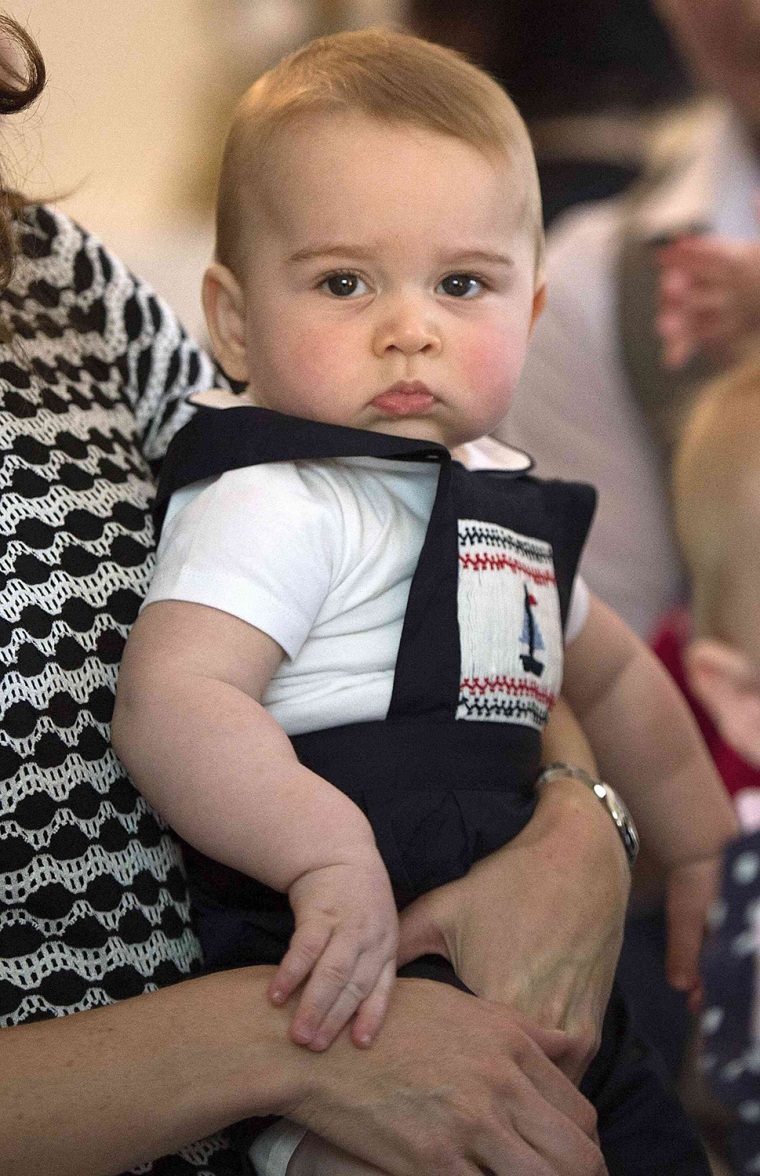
[458,552,556,585]
[460,676,556,706]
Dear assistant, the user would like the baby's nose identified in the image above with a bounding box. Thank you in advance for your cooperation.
[372,298,441,356]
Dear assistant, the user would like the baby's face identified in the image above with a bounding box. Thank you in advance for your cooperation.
[231,112,542,450]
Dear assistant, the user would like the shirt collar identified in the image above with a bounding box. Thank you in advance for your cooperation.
[457,436,532,473]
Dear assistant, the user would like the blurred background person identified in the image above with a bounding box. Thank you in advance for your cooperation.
[491,0,760,1136]
[501,0,760,644]
[673,352,760,1176]
[409,0,691,225]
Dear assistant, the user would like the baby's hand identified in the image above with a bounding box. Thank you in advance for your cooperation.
[657,222,760,370]
[268,849,398,1051]
[664,854,723,1014]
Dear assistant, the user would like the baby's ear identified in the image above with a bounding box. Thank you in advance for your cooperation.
[202,263,249,383]
[530,281,547,330]
[685,637,760,767]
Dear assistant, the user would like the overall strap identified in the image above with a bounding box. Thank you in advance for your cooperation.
[387,455,459,720]
[387,462,596,723]
[153,404,448,536]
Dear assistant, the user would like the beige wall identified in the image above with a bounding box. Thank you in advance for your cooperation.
[6,1,222,229]
[3,1,402,334]
[4,0,233,331]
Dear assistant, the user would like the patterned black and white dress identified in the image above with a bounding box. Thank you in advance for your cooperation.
[0,205,240,1174]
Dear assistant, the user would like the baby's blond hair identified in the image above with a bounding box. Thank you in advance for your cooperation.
[673,351,760,642]
[215,28,543,280]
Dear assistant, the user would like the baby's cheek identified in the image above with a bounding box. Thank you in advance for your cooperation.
[461,334,525,398]
[282,330,339,390]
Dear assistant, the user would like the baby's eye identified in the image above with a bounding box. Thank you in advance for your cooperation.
[320,272,369,298]
[437,273,483,299]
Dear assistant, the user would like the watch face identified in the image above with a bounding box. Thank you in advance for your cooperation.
[538,765,638,865]
[601,784,639,865]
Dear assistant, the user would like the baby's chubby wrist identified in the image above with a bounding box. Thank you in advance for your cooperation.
[284,826,385,894]
[268,781,380,893]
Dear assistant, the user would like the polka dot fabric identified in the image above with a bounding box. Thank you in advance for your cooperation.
[702,829,760,1174]
[0,206,240,1174]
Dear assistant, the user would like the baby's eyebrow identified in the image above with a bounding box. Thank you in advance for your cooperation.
[288,244,375,264]
[437,249,514,268]
[287,245,515,268]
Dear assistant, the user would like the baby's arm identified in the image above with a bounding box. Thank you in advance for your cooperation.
[562,593,739,1005]
[112,599,398,1051]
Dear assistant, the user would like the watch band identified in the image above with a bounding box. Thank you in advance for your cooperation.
[536,762,640,866]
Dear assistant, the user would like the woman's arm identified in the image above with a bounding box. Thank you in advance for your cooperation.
[0,970,605,1176]
[398,707,631,1084]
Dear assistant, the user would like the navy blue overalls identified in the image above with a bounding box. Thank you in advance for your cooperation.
[155,405,710,1174]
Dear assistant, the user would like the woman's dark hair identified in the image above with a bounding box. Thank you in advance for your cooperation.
[0,14,45,297]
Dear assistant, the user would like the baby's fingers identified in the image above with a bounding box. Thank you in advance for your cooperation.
[288,937,369,1047]
[667,904,705,1014]
[351,958,396,1048]
[665,870,715,994]
[298,938,397,1051]
[268,923,331,1008]
[665,902,703,995]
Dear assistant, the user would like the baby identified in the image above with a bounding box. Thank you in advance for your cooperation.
[673,351,760,1175]
[112,28,736,1175]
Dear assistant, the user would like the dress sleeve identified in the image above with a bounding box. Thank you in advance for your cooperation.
[144,464,337,660]
[62,213,223,462]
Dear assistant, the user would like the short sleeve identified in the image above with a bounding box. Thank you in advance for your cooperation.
[110,268,223,463]
[565,576,590,644]
[144,464,337,659]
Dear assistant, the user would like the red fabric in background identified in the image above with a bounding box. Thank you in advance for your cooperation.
[651,607,760,799]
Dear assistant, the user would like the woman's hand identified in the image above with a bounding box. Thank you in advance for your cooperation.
[398,773,630,1085]
[1,967,607,1176]
[289,979,607,1176]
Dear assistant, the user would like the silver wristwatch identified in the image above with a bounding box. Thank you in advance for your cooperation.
[536,762,640,866]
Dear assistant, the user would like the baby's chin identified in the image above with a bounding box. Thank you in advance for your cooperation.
[362,416,471,451]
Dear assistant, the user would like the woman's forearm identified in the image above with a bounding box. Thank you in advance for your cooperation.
[2,971,605,1176]
[1,967,301,1176]
[565,600,738,866]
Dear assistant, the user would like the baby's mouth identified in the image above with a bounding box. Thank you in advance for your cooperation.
[371,381,436,416]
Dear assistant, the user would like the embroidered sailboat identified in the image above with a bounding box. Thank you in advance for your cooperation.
[519,584,545,676]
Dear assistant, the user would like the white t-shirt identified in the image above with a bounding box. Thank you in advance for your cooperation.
[144,443,589,738]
